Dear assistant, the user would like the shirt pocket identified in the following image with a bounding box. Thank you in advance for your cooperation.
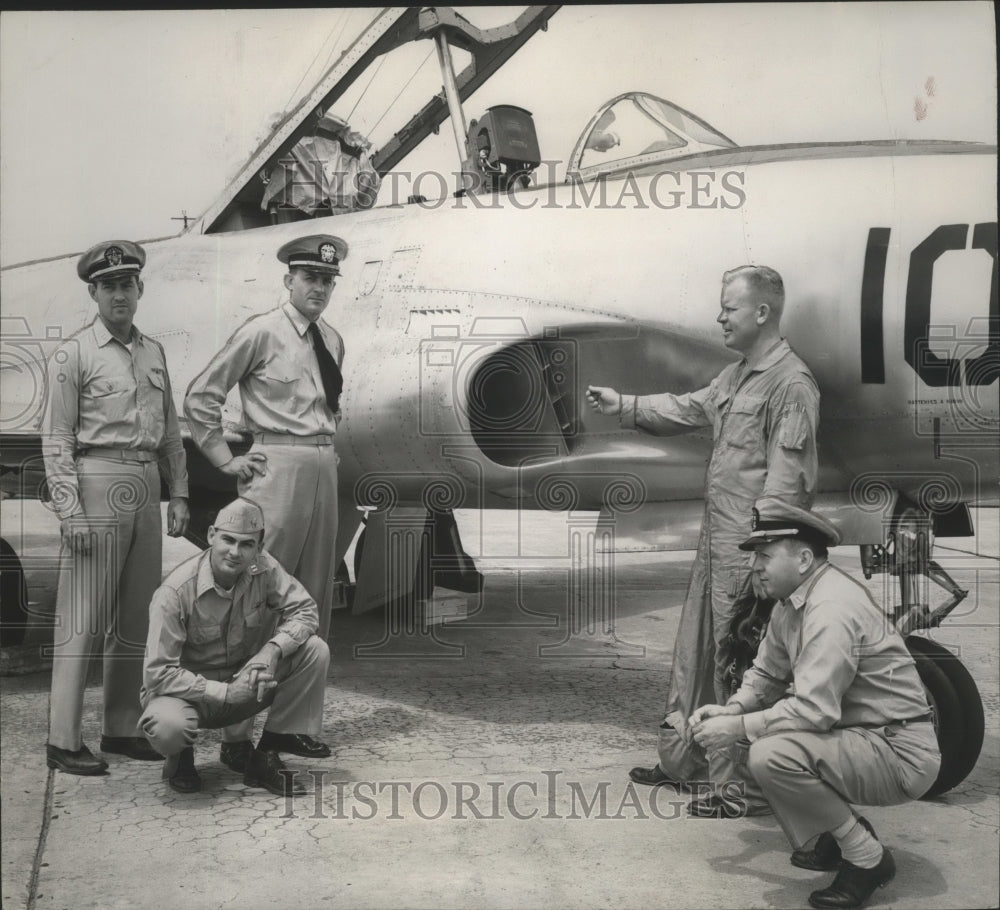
[261,357,301,408]
[137,365,167,414]
[262,357,300,385]
[84,376,132,399]
[244,606,266,633]
[722,395,766,450]
[187,621,222,645]
[145,366,166,391]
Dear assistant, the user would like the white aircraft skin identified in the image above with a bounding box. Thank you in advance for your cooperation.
[2,139,996,554]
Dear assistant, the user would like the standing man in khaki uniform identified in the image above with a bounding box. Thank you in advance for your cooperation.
[140,498,330,797]
[691,498,940,909]
[184,234,346,761]
[43,240,190,775]
[587,265,819,815]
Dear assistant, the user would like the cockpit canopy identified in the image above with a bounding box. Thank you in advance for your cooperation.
[565,91,736,182]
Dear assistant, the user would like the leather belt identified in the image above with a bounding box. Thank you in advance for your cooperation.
[882,713,934,738]
[80,447,158,464]
[858,712,934,732]
[253,433,335,446]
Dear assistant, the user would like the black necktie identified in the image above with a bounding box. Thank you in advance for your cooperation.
[307,322,343,413]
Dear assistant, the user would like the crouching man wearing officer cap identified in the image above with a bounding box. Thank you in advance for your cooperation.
[689,497,941,909]
[139,498,330,796]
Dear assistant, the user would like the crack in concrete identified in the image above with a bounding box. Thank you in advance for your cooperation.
[25,768,56,910]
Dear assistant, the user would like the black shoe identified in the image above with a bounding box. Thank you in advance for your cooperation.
[628,765,680,788]
[220,740,255,773]
[46,743,108,776]
[243,749,306,797]
[808,849,896,909]
[162,747,201,793]
[100,735,163,761]
[256,731,331,759]
[792,817,878,871]
[687,794,772,818]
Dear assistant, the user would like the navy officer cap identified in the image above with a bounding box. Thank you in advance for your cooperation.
[77,240,146,283]
[738,496,842,551]
[277,234,348,275]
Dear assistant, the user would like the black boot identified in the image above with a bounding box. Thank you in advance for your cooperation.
[792,817,877,871]
[162,747,201,793]
[808,849,896,909]
[243,748,306,797]
[220,740,254,773]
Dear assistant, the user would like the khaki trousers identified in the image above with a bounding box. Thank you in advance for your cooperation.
[139,636,330,757]
[747,723,941,848]
[238,441,338,643]
[48,457,162,749]
[226,441,337,743]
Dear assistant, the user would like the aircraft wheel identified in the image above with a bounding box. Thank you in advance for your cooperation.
[0,537,30,647]
[906,634,985,798]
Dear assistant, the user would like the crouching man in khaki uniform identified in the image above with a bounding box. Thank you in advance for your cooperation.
[689,497,940,910]
[139,498,329,796]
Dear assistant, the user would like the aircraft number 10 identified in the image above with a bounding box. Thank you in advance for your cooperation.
[860,223,998,386]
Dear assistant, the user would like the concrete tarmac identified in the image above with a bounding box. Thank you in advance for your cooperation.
[1,504,998,910]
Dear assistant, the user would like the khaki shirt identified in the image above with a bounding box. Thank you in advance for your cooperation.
[620,339,819,563]
[184,302,345,467]
[728,563,932,738]
[142,547,318,709]
[41,319,188,520]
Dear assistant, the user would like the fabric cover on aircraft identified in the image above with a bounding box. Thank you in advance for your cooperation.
[261,114,381,217]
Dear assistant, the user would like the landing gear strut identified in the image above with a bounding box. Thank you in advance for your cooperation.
[859,504,983,797]
[860,505,969,635]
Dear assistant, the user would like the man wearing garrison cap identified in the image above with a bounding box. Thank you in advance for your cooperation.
[42,240,190,776]
[140,498,330,796]
[184,234,347,763]
[688,497,941,910]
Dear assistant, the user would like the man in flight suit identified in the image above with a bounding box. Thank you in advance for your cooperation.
[43,240,190,775]
[184,234,346,764]
[587,265,819,815]
[140,498,329,796]
[690,497,940,909]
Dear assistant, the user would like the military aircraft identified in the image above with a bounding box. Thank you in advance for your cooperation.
[1,6,996,797]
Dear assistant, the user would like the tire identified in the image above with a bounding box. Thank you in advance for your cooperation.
[0,538,30,647]
[906,634,985,798]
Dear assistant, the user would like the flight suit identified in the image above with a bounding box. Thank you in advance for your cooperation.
[734,562,941,845]
[42,319,188,750]
[140,547,329,757]
[620,339,819,795]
